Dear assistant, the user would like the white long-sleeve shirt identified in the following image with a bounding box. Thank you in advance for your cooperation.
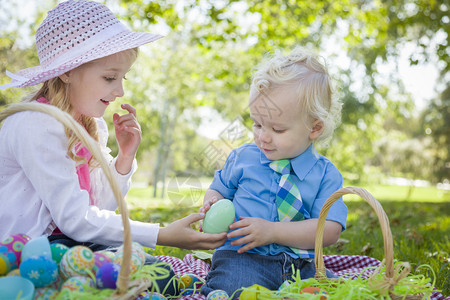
[0,108,159,248]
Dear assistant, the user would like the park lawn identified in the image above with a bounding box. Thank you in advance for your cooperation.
[126,183,450,296]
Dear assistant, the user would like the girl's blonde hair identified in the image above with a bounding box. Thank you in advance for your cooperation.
[251,47,341,146]
[27,48,138,166]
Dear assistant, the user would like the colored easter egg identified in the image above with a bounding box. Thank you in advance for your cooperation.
[239,284,270,300]
[92,252,113,275]
[97,250,116,261]
[0,276,35,300]
[179,273,205,289]
[7,268,21,277]
[202,199,235,234]
[59,246,94,280]
[116,242,146,263]
[300,286,328,299]
[21,236,52,262]
[20,256,58,288]
[137,291,167,300]
[50,243,69,264]
[0,233,31,272]
[47,274,63,290]
[207,289,230,300]
[96,262,120,289]
[34,287,59,300]
[278,280,291,290]
[114,242,145,274]
[60,276,95,293]
[0,252,15,275]
[179,273,205,295]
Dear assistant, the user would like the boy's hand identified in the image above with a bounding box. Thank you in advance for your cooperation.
[227,217,275,253]
[199,196,220,214]
[198,196,220,232]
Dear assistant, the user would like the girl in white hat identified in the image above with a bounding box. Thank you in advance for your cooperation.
[0,0,226,294]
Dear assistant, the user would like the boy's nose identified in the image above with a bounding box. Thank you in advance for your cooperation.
[259,130,271,143]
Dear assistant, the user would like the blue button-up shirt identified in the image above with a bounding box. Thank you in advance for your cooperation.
[209,143,348,258]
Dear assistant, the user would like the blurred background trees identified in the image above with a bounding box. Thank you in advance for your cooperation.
[1,0,448,192]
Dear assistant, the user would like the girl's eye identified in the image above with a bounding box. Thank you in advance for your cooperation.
[253,124,262,129]
[105,77,116,81]
[273,128,286,133]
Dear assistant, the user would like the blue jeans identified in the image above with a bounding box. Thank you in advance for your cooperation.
[201,250,336,299]
[48,234,179,296]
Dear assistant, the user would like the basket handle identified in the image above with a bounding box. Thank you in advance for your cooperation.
[314,186,394,280]
[0,103,132,294]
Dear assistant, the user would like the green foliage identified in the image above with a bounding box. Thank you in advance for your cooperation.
[1,0,448,184]
[116,0,449,184]
[420,84,450,183]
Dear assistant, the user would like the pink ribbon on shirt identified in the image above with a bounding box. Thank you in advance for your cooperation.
[36,97,93,204]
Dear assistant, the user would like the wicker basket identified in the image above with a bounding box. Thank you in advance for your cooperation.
[0,103,151,299]
[314,186,423,300]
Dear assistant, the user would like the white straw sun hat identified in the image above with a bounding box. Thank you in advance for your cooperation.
[0,0,163,90]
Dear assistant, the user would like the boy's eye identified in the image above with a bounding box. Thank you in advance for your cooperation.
[273,128,286,133]
[253,124,262,129]
[104,77,116,81]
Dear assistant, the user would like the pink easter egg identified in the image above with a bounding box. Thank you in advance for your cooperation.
[0,233,31,271]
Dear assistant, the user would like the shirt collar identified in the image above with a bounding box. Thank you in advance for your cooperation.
[260,144,319,181]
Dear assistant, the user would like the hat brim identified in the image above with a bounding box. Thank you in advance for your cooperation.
[10,31,163,88]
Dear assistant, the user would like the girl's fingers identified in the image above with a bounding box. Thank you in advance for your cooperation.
[115,119,140,130]
[121,103,137,117]
[114,114,138,126]
[119,126,141,136]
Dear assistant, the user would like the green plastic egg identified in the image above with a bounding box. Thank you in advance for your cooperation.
[202,199,235,233]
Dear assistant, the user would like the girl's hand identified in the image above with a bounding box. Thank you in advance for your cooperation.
[157,213,228,250]
[227,217,275,253]
[113,104,141,174]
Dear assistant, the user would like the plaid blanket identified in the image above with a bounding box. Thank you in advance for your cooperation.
[156,254,448,300]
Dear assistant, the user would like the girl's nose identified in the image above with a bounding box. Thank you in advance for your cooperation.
[113,81,125,98]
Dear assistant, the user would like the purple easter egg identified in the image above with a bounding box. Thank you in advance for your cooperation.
[96,262,120,289]
[92,251,113,275]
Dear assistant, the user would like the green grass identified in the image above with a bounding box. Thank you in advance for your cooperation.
[126,184,450,297]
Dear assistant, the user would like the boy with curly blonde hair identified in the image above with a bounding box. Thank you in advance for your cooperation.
[200,48,348,298]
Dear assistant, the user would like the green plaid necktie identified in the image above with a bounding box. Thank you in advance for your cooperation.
[270,159,315,258]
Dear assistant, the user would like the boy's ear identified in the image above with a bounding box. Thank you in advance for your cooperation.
[310,120,324,140]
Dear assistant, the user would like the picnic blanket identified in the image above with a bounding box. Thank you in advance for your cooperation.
[156,254,448,300]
